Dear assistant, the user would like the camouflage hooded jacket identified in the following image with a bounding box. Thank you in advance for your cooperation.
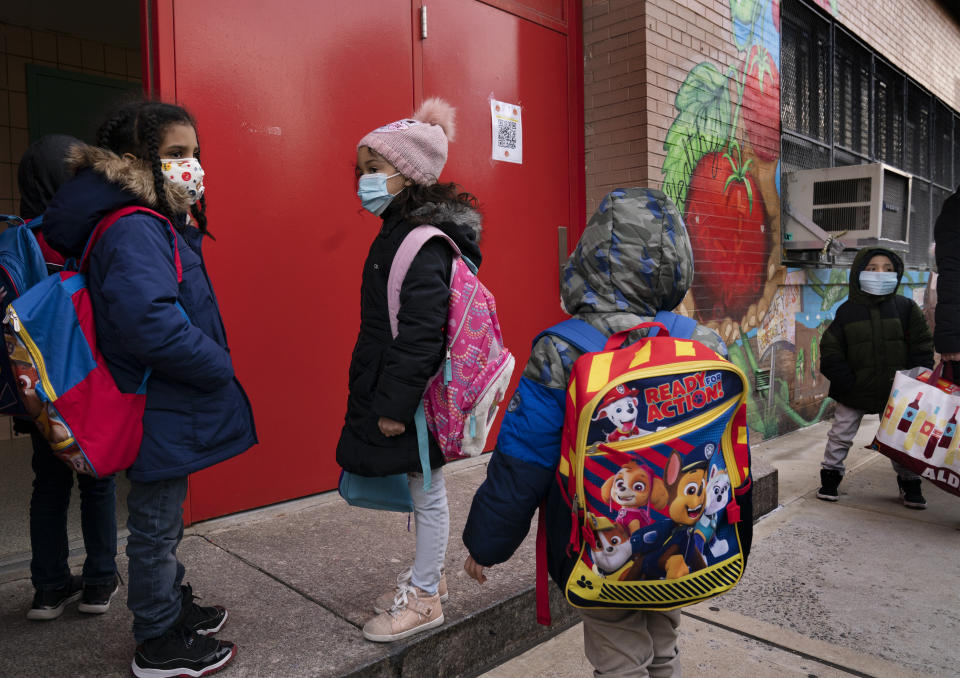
[463,188,727,586]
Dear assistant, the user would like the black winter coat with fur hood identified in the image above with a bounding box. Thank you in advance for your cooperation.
[336,201,482,477]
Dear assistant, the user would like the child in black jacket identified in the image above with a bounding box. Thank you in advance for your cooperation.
[817,247,933,507]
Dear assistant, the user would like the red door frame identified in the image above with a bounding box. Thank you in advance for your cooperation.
[139,0,584,524]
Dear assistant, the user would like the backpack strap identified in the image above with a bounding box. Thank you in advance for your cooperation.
[650,310,697,339]
[387,225,461,339]
[79,206,183,283]
[535,318,608,353]
[386,225,462,491]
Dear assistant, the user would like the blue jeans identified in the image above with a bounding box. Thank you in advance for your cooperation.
[29,430,117,590]
[126,476,188,643]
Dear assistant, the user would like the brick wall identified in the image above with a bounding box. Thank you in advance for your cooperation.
[583,0,960,209]
[834,0,960,110]
[0,21,141,216]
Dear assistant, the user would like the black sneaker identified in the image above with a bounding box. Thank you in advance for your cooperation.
[817,468,842,501]
[27,574,82,621]
[181,583,228,636]
[78,574,121,614]
[132,624,236,678]
[898,476,927,510]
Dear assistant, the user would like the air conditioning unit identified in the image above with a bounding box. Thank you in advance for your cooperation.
[782,162,911,255]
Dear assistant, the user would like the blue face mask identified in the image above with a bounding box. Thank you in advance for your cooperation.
[859,271,899,296]
[357,172,400,216]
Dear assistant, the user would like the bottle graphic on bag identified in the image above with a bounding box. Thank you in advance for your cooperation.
[897,393,922,433]
[904,406,931,451]
[885,392,909,436]
[922,407,943,459]
[943,407,960,465]
[882,388,899,433]
[937,406,958,449]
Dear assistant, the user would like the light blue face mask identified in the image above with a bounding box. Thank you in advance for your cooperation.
[859,270,899,296]
[357,172,400,216]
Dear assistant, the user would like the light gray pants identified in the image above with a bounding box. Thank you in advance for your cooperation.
[580,608,681,678]
[407,469,449,596]
[822,402,919,479]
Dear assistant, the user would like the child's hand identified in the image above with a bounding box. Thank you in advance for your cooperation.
[464,556,487,584]
[378,417,406,437]
[943,352,960,362]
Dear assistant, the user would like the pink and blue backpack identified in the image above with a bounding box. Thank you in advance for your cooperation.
[387,225,515,482]
[3,206,182,477]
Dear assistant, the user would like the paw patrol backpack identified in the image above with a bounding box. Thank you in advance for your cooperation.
[545,312,752,612]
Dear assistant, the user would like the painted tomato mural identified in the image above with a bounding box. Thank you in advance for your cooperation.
[661,0,843,440]
[743,45,780,161]
[686,150,766,318]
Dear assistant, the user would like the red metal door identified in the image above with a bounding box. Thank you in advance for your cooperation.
[143,0,582,522]
[153,0,415,520]
[418,0,579,428]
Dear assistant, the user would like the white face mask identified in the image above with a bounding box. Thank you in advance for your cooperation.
[859,271,899,296]
[160,158,205,204]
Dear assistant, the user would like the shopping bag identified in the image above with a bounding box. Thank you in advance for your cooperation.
[874,363,960,496]
[338,470,414,512]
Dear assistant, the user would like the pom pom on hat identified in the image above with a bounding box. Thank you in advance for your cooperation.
[414,97,456,142]
[358,97,455,186]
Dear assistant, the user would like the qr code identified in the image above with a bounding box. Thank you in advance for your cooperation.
[497,118,518,149]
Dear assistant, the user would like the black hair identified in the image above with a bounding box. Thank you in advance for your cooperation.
[95,100,210,236]
[389,181,480,223]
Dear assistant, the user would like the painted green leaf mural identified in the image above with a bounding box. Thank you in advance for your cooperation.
[662,62,732,215]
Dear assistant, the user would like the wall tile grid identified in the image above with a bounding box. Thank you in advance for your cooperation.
[0,22,141,216]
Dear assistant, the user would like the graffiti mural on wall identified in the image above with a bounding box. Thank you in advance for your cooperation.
[661,0,843,439]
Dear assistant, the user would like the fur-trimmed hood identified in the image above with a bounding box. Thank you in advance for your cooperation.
[392,199,483,267]
[408,200,483,240]
[65,143,192,213]
[42,143,190,259]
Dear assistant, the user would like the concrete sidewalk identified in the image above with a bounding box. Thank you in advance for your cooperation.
[0,416,957,676]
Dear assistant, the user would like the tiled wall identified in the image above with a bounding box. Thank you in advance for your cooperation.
[0,21,141,216]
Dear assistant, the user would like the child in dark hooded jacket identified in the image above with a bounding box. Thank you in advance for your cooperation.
[817,247,933,508]
[42,100,256,678]
[16,135,119,623]
[462,188,729,677]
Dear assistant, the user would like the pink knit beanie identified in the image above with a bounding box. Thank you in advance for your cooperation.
[357,97,456,186]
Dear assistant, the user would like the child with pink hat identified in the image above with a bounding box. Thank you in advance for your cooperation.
[336,98,485,642]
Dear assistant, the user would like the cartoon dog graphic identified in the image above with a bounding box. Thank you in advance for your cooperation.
[601,461,654,533]
[593,384,645,442]
[628,446,710,580]
[694,445,731,559]
[590,522,635,576]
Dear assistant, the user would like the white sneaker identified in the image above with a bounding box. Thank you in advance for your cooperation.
[363,585,444,642]
[373,566,447,614]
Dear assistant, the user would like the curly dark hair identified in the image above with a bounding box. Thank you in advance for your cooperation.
[389,181,480,223]
[96,100,210,236]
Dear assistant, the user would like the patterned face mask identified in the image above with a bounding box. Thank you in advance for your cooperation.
[160,157,205,205]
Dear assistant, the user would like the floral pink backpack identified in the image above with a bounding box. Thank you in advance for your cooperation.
[388,225,515,468]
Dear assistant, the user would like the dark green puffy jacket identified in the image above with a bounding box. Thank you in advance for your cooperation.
[819,248,934,413]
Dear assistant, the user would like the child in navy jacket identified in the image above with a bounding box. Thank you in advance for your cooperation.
[463,188,729,677]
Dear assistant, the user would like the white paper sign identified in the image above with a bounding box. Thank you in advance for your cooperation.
[491,99,522,164]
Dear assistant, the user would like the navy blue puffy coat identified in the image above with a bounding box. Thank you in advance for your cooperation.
[42,145,256,482]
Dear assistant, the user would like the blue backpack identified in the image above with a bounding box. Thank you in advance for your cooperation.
[0,214,54,415]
